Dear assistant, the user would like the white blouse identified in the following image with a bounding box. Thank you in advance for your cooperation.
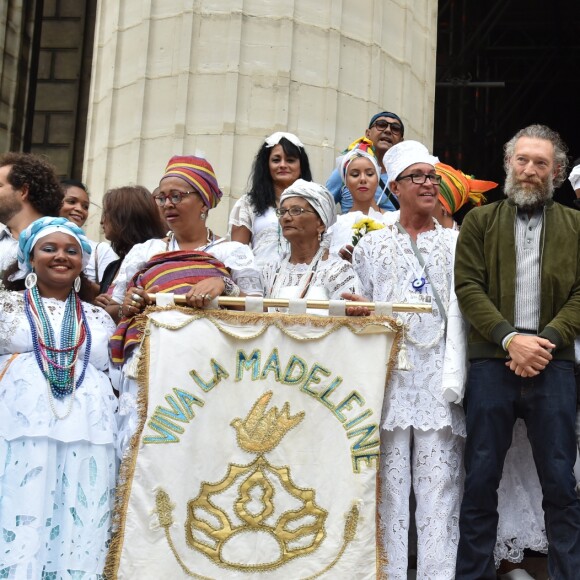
[228,194,289,268]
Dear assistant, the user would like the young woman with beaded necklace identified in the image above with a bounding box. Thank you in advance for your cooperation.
[0,216,118,577]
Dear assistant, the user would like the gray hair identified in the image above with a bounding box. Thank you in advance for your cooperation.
[503,124,569,188]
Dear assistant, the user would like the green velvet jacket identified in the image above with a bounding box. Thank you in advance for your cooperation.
[455,198,580,361]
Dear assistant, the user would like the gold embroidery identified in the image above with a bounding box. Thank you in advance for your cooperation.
[232,391,304,454]
[154,392,360,576]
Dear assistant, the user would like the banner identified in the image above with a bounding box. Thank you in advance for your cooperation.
[107,308,399,579]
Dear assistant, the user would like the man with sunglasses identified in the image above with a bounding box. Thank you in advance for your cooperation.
[326,111,405,213]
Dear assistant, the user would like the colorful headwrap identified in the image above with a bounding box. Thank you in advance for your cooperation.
[264,132,304,149]
[368,111,405,135]
[17,216,92,273]
[339,138,381,185]
[280,179,337,229]
[161,155,223,209]
[435,163,497,214]
[110,250,230,363]
[568,164,580,191]
[383,141,439,184]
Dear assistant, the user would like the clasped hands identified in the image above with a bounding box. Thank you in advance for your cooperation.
[505,334,555,378]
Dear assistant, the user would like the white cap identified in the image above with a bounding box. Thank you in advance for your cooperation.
[383,140,439,184]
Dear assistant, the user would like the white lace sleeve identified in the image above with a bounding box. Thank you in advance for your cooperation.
[352,232,380,299]
[318,256,361,299]
[228,195,254,231]
[0,288,23,351]
[441,283,468,404]
[210,241,263,296]
[82,301,117,372]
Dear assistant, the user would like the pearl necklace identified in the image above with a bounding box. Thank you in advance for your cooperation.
[24,288,92,419]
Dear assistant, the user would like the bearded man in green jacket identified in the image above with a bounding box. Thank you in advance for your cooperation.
[455,124,580,580]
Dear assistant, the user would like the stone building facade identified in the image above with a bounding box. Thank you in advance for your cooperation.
[1,0,438,238]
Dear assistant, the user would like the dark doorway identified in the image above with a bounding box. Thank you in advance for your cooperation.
[434,0,580,206]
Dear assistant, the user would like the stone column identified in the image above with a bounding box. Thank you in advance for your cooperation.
[83,0,438,238]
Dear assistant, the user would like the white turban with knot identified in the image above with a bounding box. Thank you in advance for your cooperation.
[279,179,337,229]
[383,140,439,185]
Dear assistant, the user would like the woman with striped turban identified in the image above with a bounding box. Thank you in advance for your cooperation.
[108,155,262,322]
[107,155,262,456]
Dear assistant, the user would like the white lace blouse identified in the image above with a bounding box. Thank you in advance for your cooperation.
[352,222,465,436]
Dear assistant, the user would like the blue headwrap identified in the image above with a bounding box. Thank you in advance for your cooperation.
[368,111,405,135]
[18,216,92,273]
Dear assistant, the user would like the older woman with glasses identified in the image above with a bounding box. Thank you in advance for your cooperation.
[229,132,312,268]
[108,155,262,324]
[261,179,360,310]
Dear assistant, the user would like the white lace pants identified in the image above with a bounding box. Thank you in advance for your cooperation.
[378,426,464,580]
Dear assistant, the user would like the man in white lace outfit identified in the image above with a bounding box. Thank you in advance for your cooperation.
[346,141,465,579]
[0,152,63,278]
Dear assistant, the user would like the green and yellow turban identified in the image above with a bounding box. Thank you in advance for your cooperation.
[435,162,497,214]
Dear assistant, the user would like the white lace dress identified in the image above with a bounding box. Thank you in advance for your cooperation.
[0,290,118,579]
[228,194,289,268]
[353,223,465,435]
[353,223,465,579]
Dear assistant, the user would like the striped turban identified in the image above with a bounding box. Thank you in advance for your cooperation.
[435,162,497,214]
[162,155,223,209]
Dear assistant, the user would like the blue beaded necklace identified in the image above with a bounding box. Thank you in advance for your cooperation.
[24,287,91,399]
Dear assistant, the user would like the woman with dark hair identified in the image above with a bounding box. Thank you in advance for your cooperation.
[93,185,166,306]
[0,217,118,577]
[59,179,118,286]
[229,132,312,267]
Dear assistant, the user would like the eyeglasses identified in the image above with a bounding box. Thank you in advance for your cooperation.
[371,120,403,135]
[395,173,442,185]
[153,190,196,206]
[275,206,317,218]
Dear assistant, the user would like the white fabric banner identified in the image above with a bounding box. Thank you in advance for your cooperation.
[108,308,398,579]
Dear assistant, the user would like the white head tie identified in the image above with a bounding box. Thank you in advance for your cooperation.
[383,140,439,184]
[568,165,580,191]
[264,132,304,149]
[280,179,336,229]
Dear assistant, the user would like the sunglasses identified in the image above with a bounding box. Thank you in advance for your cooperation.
[371,120,403,135]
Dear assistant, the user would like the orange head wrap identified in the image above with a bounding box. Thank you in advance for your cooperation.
[435,162,497,214]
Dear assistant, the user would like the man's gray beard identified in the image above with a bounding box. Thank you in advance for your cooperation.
[504,168,553,209]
